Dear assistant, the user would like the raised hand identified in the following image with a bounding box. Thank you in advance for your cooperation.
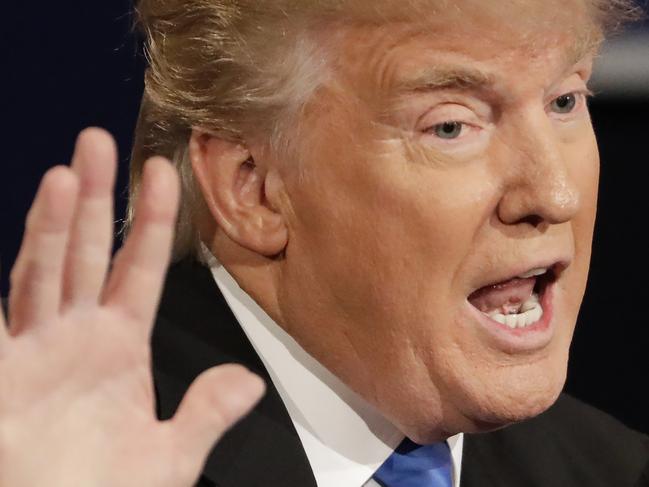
[0,129,265,487]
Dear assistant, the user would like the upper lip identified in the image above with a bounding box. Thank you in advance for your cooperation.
[468,257,571,296]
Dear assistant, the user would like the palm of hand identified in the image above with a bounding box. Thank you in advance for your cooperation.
[0,129,264,487]
[1,311,165,486]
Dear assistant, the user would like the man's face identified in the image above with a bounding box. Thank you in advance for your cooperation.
[270,9,599,441]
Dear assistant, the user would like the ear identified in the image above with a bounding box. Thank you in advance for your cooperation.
[189,131,288,256]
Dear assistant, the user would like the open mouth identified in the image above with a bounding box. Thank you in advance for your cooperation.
[467,265,559,330]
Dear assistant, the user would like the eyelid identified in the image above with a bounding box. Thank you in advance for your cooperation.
[546,91,592,121]
[571,88,595,99]
[421,116,481,136]
[416,103,482,130]
[420,121,483,148]
[548,85,594,104]
[550,90,593,106]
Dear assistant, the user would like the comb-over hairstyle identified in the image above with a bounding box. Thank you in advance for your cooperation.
[129,0,642,261]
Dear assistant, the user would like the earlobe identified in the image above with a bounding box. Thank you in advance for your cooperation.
[189,131,288,257]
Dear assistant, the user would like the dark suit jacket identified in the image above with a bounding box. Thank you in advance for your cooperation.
[3,258,646,486]
[152,259,649,487]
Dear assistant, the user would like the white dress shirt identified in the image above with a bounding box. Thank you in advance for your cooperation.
[209,261,464,487]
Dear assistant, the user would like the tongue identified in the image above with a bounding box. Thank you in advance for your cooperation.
[469,277,536,314]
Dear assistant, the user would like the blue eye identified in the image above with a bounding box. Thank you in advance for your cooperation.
[433,121,464,139]
[551,93,577,114]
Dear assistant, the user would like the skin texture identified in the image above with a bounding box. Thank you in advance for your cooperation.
[194,10,600,443]
[0,129,265,486]
[0,3,615,484]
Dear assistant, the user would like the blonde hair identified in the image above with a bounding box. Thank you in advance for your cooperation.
[129,0,641,261]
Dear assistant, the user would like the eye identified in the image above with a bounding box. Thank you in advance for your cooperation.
[432,121,464,140]
[550,93,577,114]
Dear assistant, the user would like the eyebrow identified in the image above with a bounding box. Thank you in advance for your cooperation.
[391,33,602,98]
[394,66,495,95]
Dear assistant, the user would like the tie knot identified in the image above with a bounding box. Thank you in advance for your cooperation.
[373,438,453,487]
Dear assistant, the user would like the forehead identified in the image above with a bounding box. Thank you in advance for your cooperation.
[327,1,600,96]
[333,0,596,31]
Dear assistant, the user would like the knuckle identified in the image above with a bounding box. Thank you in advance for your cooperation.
[207,401,230,431]
[15,254,59,282]
[10,259,49,291]
[201,374,246,427]
[192,386,229,429]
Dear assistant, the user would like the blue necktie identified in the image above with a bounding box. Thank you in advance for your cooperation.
[373,438,453,487]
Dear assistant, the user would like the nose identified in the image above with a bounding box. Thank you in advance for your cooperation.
[497,117,581,227]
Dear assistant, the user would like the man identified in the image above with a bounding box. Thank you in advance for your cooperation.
[0,0,647,486]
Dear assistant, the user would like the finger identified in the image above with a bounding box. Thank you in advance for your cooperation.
[0,302,8,348]
[169,365,265,477]
[0,261,7,348]
[62,128,117,307]
[102,157,179,330]
[9,167,79,335]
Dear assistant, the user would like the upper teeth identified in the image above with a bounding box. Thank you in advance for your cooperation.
[517,267,548,279]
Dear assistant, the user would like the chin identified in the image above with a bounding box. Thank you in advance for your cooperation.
[384,356,567,445]
[454,356,568,435]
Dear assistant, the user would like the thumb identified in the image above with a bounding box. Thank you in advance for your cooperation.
[170,364,265,473]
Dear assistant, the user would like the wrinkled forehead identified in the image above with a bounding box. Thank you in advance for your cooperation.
[324,0,602,58]
[330,0,599,32]
[322,0,600,98]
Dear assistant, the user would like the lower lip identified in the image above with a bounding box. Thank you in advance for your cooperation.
[465,281,556,353]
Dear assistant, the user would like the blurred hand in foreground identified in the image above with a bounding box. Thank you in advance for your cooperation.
[0,128,265,486]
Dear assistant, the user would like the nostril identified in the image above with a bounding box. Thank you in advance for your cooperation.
[515,214,544,227]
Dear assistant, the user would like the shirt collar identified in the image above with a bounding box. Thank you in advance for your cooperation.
[209,261,463,487]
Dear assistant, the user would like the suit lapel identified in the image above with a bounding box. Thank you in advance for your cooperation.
[151,259,317,487]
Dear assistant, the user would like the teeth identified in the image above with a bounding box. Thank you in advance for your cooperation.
[486,293,543,329]
[490,314,507,325]
[517,267,548,279]
[521,293,540,312]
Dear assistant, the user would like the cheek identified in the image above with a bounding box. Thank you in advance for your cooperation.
[566,122,600,209]
[281,148,502,401]
[555,135,599,325]
[569,130,599,273]
[290,148,493,307]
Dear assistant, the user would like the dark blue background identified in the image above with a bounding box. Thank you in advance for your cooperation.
[1,3,648,435]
